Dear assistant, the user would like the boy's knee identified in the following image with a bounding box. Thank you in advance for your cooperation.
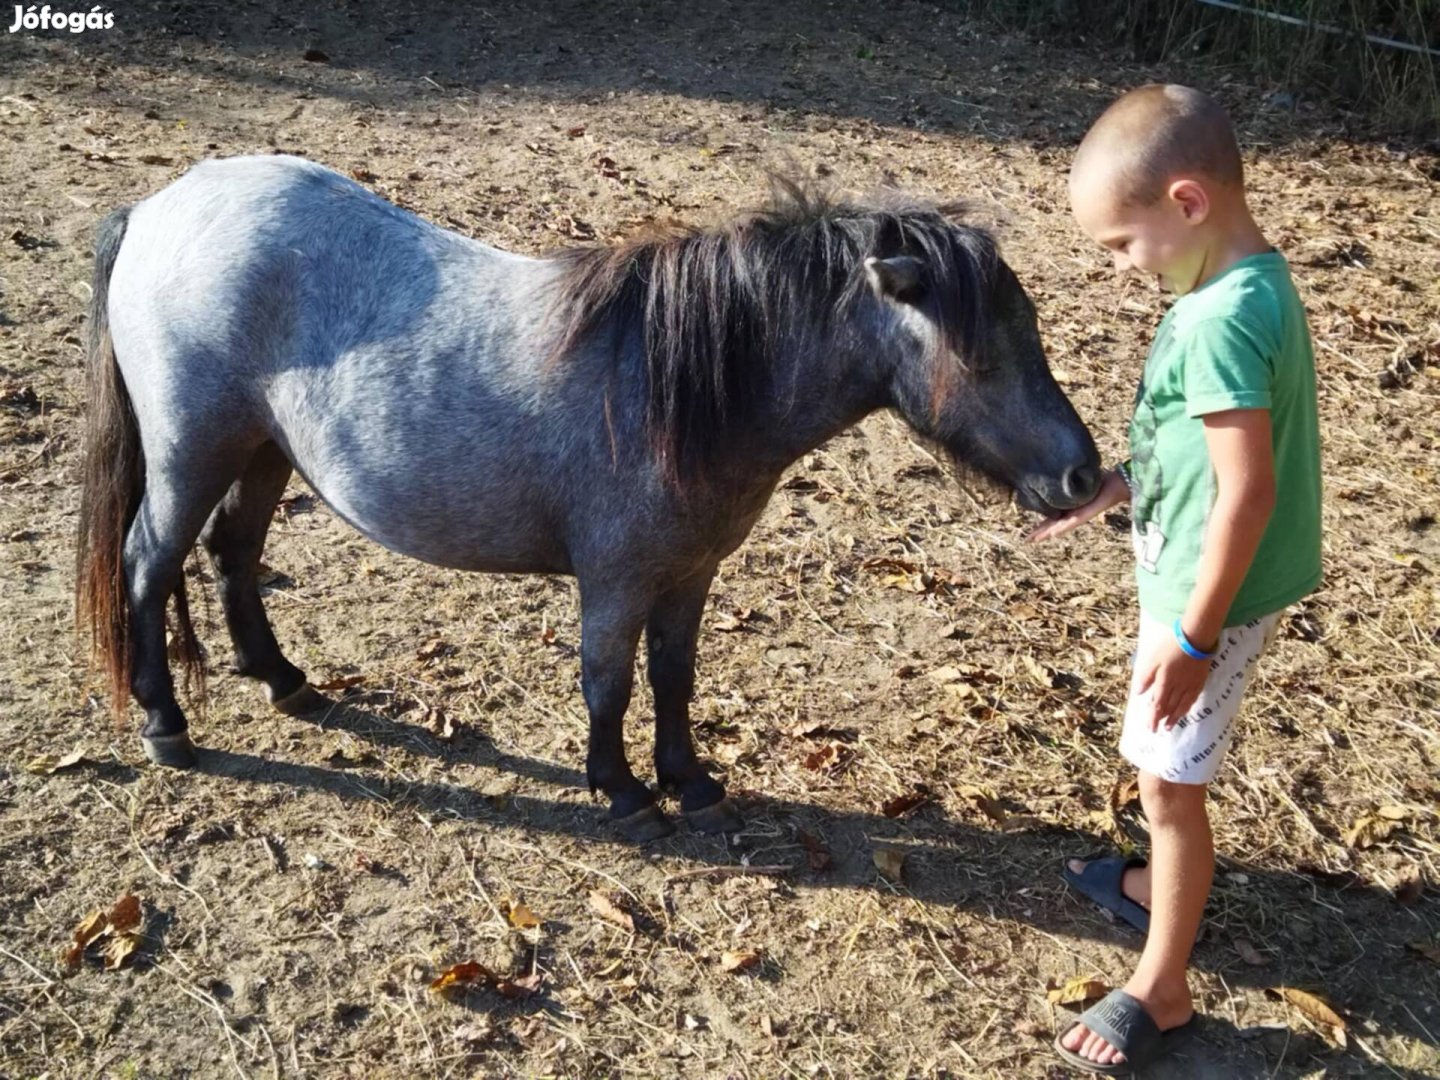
[1138,771,1207,824]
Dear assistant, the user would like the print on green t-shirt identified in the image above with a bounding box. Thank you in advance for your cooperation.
[1127,251,1323,626]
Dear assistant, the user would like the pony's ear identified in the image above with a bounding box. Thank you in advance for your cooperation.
[864,255,926,304]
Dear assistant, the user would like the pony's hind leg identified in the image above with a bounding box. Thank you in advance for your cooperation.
[125,456,241,767]
[200,441,328,716]
[646,573,742,834]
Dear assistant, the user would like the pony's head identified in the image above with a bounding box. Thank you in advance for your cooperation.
[857,201,1100,515]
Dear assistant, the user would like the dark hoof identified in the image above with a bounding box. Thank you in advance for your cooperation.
[611,803,675,843]
[269,683,332,717]
[684,797,744,835]
[141,732,197,769]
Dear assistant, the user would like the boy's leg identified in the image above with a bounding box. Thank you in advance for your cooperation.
[1063,610,1281,1065]
[1064,772,1206,1065]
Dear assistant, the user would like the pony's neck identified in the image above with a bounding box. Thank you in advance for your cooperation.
[720,308,890,479]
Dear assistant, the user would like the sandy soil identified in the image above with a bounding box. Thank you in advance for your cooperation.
[1,2,1437,1077]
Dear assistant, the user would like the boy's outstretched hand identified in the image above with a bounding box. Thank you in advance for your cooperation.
[1026,469,1131,542]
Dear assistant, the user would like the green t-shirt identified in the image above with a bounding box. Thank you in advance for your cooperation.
[1125,251,1322,626]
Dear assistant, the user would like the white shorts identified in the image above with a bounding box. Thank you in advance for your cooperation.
[1119,610,1284,785]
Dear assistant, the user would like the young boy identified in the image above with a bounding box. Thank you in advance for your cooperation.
[1030,84,1322,1074]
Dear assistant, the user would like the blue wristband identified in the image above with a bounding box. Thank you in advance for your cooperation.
[1173,619,1215,661]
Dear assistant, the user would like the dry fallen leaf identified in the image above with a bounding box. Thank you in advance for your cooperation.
[1110,776,1141,812]
[504,900,542,931]
[712,608,755,632]
[430,961,492,994]
[63,893,144,970]
[63,910,109,969]
[425,707,456,742]
[452,1018,495,1044]
[926,664,965,684]
[103,932,140,971]
[1406,939,1440,965]
[415,638,448,662]
[1234,938,1267,966]
[1343,813,1401,849]
[313,674,365,692]
[1394,868,1424,906]
[803,742,851,772]
[495,972,544,998]
[1047,974,1110,1006]
[958,785,1007,824]
[881,790,928,818]
[25,748,87,775]
[872,846,906,882]
[588,890,635,932]
[1021,654,1053,689]
[720,950,761,973]
[1274,986,1347,1048]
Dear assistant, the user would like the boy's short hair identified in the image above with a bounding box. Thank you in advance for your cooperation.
[1073,84,1243,206]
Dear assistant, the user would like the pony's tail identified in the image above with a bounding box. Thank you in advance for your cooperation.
[74,206,209,721]
[76,207,140,718]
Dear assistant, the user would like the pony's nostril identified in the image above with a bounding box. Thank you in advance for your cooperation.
[1063,463,1100,503]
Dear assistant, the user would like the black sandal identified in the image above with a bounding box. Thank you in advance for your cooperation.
[1054,989,1196,1075]
[1061,855,1150,934]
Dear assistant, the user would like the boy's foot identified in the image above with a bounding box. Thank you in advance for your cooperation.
[1062,856,1152,932]
[1067,857,1152,908]
[1057,980,1194,1070]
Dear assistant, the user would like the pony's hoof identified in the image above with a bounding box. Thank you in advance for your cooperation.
[685,796,743,835]
[141,732,197,769]
[611,803,675,843]
[269,683,332,717]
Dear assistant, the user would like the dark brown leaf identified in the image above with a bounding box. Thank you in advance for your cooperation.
[797,829,831,872]
[1394,868,1425,906]
[880,790,928,818]
[108,894,141,934]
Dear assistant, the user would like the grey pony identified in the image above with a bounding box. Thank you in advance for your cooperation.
[76,155,1099,840]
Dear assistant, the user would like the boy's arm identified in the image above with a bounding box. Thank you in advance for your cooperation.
[1140,408,1276,729]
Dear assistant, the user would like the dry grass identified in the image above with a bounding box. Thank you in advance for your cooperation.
[1,2,1437,1077]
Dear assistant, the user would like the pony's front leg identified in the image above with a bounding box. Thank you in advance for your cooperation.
[579,583,674,842]
[647,575,743,834]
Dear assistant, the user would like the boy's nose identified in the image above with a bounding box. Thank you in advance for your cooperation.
[1113,253,1131,272]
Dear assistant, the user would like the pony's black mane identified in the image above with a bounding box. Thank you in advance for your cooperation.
[548,177,998,479]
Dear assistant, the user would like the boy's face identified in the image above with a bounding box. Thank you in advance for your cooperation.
[1069,168,1209,295]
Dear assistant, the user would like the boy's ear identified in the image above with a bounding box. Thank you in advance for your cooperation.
[864,255,926,304]
[1168,178,1210,223]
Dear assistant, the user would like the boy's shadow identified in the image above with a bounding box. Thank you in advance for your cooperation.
[185,694,1440,1078]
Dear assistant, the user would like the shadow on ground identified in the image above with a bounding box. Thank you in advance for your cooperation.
[133,691,1440,1078]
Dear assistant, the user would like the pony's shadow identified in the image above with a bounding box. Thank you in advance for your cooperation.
[301,693,587,789]
[189,701,1440,1076]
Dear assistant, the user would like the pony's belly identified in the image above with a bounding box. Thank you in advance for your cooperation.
[292,467,573,577]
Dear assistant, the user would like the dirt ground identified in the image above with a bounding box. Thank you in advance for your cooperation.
[1,2,1438,1077]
